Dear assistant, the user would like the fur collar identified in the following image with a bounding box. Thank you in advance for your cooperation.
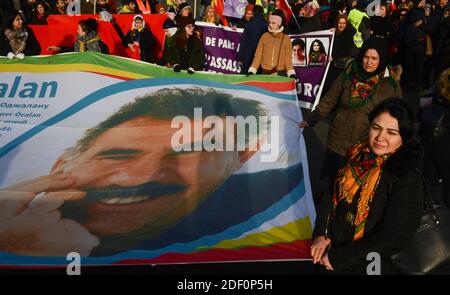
[268,26,284,34]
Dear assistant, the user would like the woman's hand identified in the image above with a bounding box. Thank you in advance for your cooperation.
[320,252,334,271]
[310,235,331,264]
[299,121,309,128]
[128,44,136,52]
[47,46,61,52]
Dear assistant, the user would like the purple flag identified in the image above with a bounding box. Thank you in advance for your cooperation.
[223,0,247,19]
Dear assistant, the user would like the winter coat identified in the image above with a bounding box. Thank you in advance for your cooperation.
[248,27,295,76]
[299,14,322,34]
[0,26,41,56]
[305,68,402,156]
[420,97,450,206]
[314,147,423,274]
[370,16,394,41]
[123,27,156,63]
[333,25,356,60]
[237,15,267,65]
[168,32,205,71]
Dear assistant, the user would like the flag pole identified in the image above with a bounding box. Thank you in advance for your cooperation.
[284,0,301,31]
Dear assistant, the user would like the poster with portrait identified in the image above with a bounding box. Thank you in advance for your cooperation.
[0,53,315,267]
[305,37,330,67]
[291,30,334,109]
[291,37,307,67]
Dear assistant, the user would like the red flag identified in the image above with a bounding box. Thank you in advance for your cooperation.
[277,0,293,23]
[211,0,230,27]
[136,0,151,14]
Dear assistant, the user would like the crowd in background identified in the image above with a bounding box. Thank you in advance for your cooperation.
[1,0,447,87]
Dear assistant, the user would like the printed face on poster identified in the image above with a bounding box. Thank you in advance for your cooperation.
[305,37,329,67]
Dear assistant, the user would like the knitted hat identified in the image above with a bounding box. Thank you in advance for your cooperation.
[270,9,285,27]
[177,16,195,29]
[178,2,191,12]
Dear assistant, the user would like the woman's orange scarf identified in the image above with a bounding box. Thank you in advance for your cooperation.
[332,140,390,240]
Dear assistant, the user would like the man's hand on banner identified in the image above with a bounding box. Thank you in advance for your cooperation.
[0,175,99,257]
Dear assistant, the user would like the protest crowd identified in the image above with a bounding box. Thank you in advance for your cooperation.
[0,0,449,274]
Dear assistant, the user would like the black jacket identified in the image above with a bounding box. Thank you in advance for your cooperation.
[168,32,205,71]
[314,149,424,274]
[299,14,322,34]
[420,98,450,207]
[237,15,267,65]
[123,27,156,63]
[0,27,41,56]
[370,16,394,41]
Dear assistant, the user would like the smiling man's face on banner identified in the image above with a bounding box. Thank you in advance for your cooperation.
[52,88,263,243]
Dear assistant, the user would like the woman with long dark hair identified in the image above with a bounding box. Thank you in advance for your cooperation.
[308,39,328,66]
[0,10,41,58]
[322,14,355,93]
[168,16,205,74]
[311,98,423,274]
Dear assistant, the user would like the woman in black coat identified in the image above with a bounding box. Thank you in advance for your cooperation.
[0,10,41,58]
[311,98,423,274]
[123,15,156,63]
[323,14,355,94]
[420,69,450,207]
[369,3,394,42]
[168,16,205,74]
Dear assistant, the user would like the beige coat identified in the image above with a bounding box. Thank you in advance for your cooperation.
[248,28,295,76]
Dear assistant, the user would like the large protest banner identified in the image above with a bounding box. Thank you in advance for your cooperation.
[198,22,244,74]
[197,23,334,109]
[0,53,315,267]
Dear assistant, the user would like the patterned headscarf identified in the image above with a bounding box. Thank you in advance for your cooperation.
[331,140,391,240]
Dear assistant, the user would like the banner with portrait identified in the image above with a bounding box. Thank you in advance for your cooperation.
[0,53,315,267]
[290,30,334,109]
